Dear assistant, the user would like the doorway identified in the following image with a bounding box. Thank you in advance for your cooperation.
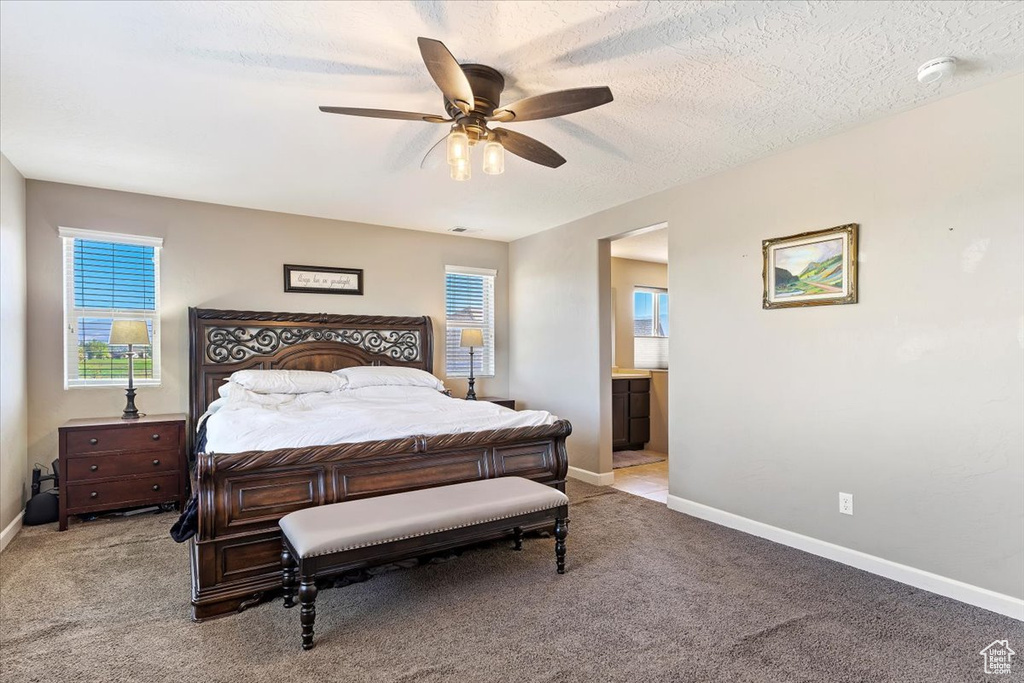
[604,225,669,503]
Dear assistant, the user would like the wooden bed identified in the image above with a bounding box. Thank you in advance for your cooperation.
[188,308,571,621]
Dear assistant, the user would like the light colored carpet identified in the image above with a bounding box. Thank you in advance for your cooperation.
[613,448,667,468]
[1,480,1020,682]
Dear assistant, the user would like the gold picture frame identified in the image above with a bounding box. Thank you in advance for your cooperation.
[762,223,858,309]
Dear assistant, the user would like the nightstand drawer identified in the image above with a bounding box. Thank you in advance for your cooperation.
[66,423,180,456]
[67,450,179,481]
[67,473,179,510]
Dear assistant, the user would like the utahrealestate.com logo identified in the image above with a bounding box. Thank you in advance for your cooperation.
[980,640,1016,675]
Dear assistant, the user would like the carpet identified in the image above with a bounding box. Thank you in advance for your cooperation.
[1,481,1020,683]
[613,449,667,468]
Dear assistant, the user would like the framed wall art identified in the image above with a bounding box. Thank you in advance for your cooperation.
[762,223,858,309]
[283,264,364,295]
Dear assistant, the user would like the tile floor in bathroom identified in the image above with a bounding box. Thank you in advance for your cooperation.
[610,459,669,503]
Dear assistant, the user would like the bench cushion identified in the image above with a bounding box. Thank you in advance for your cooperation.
[280,477,569,559]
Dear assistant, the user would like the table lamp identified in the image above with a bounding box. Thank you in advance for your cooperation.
[109,320,150,419]
[459,328,483,400]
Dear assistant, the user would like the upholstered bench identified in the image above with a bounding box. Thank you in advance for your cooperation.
[279,476,570,650]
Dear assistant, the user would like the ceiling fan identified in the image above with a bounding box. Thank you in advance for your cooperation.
[319,37,613,180]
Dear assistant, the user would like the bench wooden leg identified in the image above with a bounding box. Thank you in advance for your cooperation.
[299,578,318,650]
[554,517,569,574]
[281,544,297,609]
[512,526,523,551]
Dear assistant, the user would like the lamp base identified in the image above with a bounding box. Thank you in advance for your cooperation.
[121,386,140,420]
[465,376,477,401]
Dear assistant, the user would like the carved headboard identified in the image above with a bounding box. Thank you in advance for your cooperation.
[188,308,434,430]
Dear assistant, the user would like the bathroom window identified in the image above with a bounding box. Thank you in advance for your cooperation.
[634,287,668,369]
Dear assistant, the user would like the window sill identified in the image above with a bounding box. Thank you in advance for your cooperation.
[66,381,162,390]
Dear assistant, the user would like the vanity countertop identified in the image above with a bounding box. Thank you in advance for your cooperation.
[611,371,651,379]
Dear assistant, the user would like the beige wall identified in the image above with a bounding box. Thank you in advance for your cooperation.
[510,75,1024,598]
[1,153,28,537]
[610,257,669,453]
[647,371,669,455]
[510,229,611,478]
[25,182,509,470]
[610,257,668,370]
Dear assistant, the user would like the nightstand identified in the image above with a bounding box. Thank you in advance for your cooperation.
[478,397,516,410]
[58,413,187,531]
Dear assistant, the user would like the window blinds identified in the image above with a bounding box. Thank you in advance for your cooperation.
[60,228,163,387]
[634,337,669,370]
[445,266,496,378]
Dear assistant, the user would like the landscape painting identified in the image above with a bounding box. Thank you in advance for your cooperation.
[774,237,844,297]
[762,224,858,309]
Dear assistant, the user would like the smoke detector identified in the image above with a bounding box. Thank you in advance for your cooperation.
[917,57,956,84]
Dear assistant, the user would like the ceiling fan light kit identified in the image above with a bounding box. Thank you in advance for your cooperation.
[447,127,469,166]
[320,37,613,181]
[451,156,471,181]
[482,138,504,175]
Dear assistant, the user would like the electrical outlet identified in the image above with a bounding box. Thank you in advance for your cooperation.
[839,492,854,516]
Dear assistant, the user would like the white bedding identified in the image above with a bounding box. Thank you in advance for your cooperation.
[204,385,558,454]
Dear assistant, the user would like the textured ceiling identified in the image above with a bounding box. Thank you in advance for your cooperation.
[611,228,668,264]
[1,1,1022,241]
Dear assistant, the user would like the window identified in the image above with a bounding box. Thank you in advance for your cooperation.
[445,265,496,377]
[634,286,668,369]
[61,228,163,388]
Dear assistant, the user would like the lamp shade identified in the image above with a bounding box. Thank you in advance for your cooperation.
[109,320,150,345]
[459,328,484,348]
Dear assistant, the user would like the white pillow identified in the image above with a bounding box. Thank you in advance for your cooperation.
[226,369,344,394]
[333,366,445,391]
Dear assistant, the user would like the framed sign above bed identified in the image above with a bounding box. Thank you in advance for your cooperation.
[284,264,363,295]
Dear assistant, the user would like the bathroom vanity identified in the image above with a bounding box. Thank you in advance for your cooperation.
[612,374,650,450]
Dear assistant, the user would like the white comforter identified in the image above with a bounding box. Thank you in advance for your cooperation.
[204,385,558,454]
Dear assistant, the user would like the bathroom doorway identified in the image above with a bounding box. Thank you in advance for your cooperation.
[605,225,669,503]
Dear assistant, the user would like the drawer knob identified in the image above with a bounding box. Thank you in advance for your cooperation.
[90,491,98,498]
[151,434,160,441]
[89,438,98,445]
[152,459,160,466]
[152,484,160,491]
[90,464,99,472]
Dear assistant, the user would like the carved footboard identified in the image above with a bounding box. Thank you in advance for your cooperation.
[189,420,571,621]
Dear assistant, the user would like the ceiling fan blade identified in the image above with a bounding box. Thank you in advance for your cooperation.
[493,128,566,168]
[420,134,448,170]
[417,37,474,115]
[491,86,613,122]
[319,106,451,123]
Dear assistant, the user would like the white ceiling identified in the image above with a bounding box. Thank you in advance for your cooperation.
[1,2,1021,241]
[611,228,668,264]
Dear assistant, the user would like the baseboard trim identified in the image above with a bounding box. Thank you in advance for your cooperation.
[567,466,614,486]
[666,494,1023,621]
[0,512,24,552]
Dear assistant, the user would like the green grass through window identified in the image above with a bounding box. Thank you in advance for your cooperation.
[78,358,154,379]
